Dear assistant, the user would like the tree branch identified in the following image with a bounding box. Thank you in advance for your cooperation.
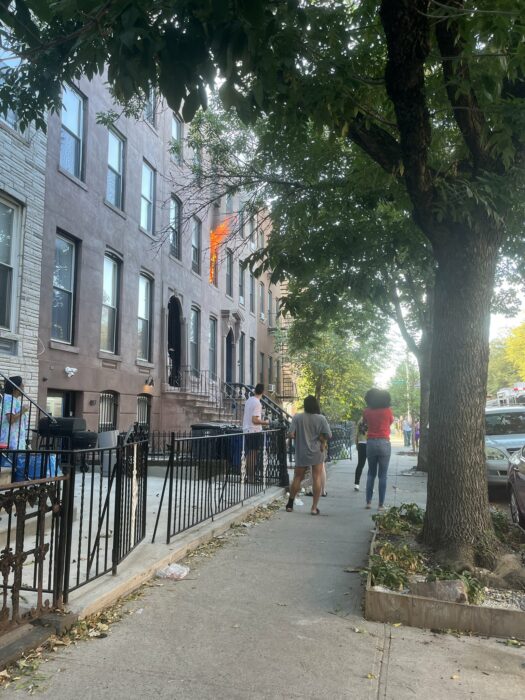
[379,0,434,228]
[434,0,492,170]
[390,288,421,359]
[346,114,403,174]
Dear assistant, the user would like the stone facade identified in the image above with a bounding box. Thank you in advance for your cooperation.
[36,76,282,432]
[0,116,47,403]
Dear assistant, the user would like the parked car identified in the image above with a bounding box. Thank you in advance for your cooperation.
[485,440,511,485]
[485,406,525,452]
[508,446,525,528]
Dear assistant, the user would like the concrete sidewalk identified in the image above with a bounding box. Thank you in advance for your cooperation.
[3,450,524,699]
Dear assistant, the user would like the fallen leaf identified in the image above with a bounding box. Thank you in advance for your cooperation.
[451,674,460,680]
[367,673,376,680]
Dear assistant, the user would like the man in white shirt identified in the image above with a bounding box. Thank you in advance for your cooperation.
[242,384,269,481]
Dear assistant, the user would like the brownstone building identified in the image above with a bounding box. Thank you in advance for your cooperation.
[35,77,284,432]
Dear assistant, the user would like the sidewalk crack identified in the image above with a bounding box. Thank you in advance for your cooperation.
[376,624,392,699]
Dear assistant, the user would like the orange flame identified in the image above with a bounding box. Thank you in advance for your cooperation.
[209,218,231,283]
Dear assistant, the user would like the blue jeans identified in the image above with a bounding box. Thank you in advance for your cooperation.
[366,438,391,505]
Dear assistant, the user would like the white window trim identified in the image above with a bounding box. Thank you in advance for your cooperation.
[51,233,76,344]
[107,128,125,210]
[0,195,21,333]
[137,274,152,361]
[140,161,155,233]
[60,85,85,180]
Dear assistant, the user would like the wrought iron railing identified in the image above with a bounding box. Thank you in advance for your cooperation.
[152,428,288,544]
[223,382,292,427]
[0,371,56,452]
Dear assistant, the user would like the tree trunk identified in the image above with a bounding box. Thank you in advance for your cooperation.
[422,226,499,568]
[416,328,431,472]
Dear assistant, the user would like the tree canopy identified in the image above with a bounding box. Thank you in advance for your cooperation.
[4,0,525,569]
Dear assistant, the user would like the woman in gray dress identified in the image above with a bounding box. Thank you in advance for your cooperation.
[286,396,332,515]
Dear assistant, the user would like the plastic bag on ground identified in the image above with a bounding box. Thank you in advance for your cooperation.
[156,563,190,580]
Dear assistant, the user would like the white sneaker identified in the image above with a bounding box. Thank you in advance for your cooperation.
[354,485,360,491]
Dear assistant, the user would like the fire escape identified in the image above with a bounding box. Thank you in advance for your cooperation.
[268,307,297,402]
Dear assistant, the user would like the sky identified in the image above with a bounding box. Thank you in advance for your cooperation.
[374,299,525,387]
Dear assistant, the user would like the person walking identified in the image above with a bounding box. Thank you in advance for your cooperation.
[402,416,412,447]
[363,389,394,510]
[286,396,331,516]
[242,383,269,481]
[354,417,368,491]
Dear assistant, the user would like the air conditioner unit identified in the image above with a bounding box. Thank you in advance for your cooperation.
[267,384,276,393]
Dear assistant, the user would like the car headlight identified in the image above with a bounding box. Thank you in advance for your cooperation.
[485,446,508,461]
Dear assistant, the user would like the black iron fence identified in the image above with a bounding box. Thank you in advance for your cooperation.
[0,438,148,633]
[327,422,355,461]
[152,428,288,544]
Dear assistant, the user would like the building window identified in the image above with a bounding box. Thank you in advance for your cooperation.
[98,391,119,432]
[170,196,182,259]
[0,198,19,331]
[171,114,183,164]
[268,356,273,386]
[106,129,124,209]
[100,254,119,353]
[249,273,255,313]
[225,193,234,214]
[276,359,281,394]
[52,234,76,343]
[239,332,245,384]
[268,289,273,325]
[193,147,202,185]
[249,217,256,250]
[191,217,201,274]
[60,84,84,180]
[259,282,265,320]
[239,208,245,238]
[225,249,233,297]
[137,395,151,429]
[249,337,255,386]
[209,317,217,380]
[239,263,245,306]
[137,274,152,361]
[258,227,264,250]
[190,306,200,373]
[144,86,156,126]
[140,161,155,233]
[0,45,17,128]
[259,352,265,384]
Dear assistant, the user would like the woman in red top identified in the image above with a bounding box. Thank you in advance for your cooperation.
[362,388,394,510]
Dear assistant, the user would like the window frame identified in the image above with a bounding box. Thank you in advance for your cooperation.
[106,128,125,210]
[191,216,201,275]
[140,160,155,234]
[239,262,245,306]
[189,306,201,374]
[249,337,255,386]
[259,352,265,384]
[170,196,182,260]
[144,85,156,126]
[0,196,21,332]
[60,84,85,181]
[51,232,77,344]
[259,281,265,321]
[225,249,233,297]
[249,273,255,314]
[137,273,153,361]
[209,316,218,380]
[100,253,120,354]
[171,114,183,164]
[239,332,245,384]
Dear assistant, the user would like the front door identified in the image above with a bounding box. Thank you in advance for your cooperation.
[225,329,234,383]
[168,296,182,386]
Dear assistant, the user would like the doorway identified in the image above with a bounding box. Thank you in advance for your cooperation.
[225,329,235,383]
[46,390,77,418]
[168,296,183,386]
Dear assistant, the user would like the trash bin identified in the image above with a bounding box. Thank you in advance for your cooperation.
[222,425,244,471]
[98,430,119,476]
[190,423,238,478]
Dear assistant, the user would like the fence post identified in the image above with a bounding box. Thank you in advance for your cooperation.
[61,464,76,605]
[166,432,175,544]
[112,441,123,575]
[278,428,290,488]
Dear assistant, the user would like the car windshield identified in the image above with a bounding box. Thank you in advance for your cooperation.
[485,411,525,436]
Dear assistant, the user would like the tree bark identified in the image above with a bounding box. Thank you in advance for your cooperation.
[415,328,431,472]
[422,224,500,567]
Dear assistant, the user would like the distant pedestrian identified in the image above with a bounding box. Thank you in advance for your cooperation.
[363,389,394,510]
[242,383,269,481]
[402,416,412,447]
[413,419,420,450]
[286,396,331,516]
[354,417,368,491]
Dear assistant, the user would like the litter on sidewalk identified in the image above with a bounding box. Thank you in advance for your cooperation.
[156,563,190,581]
